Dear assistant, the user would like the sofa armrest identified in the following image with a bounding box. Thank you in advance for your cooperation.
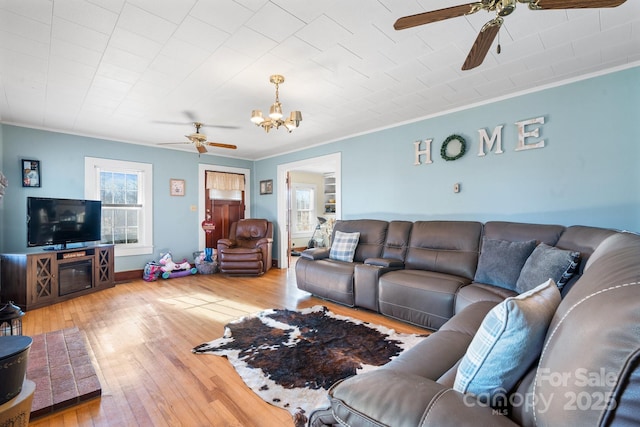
[217,239,235,250]
[255,237,273,247]
[329,370,519,427]
[364,257,404,268]
[301,247,330,260]
[354,262,404,311]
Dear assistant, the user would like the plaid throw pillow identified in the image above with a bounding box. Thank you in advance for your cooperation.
[329,231,360,262]
[453,279,561,405]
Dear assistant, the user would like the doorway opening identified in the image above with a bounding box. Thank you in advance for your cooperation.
[276,153,341,269]
[198,164,251,251]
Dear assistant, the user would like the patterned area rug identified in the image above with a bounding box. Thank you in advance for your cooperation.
[192,306,427,426]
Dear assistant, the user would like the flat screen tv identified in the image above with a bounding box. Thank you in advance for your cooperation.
[27,197,102,248]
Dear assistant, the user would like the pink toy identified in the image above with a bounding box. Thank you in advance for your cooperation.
[159,253,191,273]
[158,252,198,279]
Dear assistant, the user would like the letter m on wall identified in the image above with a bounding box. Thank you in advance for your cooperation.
[477,126,504,156]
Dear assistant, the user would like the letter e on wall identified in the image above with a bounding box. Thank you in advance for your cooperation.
[515,116,545,151]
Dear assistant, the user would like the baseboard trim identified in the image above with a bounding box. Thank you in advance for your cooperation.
[115,269,143,283]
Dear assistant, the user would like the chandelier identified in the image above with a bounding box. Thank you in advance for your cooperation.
[250,75,302,133]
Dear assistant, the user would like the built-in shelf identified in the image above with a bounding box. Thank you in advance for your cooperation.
[323,173,336,215]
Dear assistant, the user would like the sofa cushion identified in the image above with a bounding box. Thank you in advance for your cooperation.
[379,269,471,330]
[515,243,580,293]
[235,218,268,239]
[453,279,561,404]
[404,221,483,280]
[474,238,537,290]
[330,231,360,262]
[483,221,565,246]
[295,258,358,306]
[331,220,388,262]
[454,283,517,314]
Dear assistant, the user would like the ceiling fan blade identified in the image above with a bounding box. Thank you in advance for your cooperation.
[394,3,480,30]
[157,142,190,146]
[183,110,198,122]
[531,0,626,9]
[462,18,502,71]
[154,120,239,129]
[200,123,240,130]
[206,142,238,150]
[196,144,207,154]
[153,120,191,125]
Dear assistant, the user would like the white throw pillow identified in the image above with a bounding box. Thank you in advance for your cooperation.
[453,279,561,405]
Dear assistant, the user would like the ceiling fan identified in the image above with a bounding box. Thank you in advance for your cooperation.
[156,111,238,153]
[158,121,237,153]
[394,0,628,71]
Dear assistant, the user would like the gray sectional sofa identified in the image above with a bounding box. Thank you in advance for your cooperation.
[295,219,640,426]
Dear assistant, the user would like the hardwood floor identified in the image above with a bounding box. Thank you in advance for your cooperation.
[24,265,427,427]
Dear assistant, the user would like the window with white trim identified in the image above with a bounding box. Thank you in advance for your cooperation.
[292,184,315,237]
[85,157,153,256]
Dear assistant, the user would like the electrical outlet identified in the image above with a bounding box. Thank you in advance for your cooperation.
[454,183,460,193]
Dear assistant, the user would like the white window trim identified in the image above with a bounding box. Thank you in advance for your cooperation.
[85,157,153,257]
[291,183,316,238]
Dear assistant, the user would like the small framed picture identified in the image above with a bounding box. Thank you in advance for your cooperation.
[170,178,185,196]
[22,159,41,188]
[260,179,273,195]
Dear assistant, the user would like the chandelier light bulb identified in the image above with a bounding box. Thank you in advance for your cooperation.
[269,102,283,120]
[284,120,296,132]
[250,110,264,124]
[250,74,302,134]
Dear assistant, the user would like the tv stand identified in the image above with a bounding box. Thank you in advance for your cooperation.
[0,245,115,311]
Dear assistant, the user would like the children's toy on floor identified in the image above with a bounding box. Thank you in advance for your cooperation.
[159,252,197,279]
[143,261,163,282]
[194,248,217,274]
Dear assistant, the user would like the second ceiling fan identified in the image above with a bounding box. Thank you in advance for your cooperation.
[394,0,628,70]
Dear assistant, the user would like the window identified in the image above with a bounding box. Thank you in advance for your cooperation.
[292,184,315,237]
[85,157,153,256]
[100,171,140,245]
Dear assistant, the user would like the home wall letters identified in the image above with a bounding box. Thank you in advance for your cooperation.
[414,116,545,165]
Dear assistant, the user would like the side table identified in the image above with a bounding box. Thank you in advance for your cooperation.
[0,379,35,427]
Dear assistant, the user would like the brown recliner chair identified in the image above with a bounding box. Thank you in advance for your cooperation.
[217,219,274,275]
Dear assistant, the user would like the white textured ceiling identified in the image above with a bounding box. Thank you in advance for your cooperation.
[0,0,638,160]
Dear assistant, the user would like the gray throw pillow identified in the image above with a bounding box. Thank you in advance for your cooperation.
[474,238,537,291]
[515,243,581,293]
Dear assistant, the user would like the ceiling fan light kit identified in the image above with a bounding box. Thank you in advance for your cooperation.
[251,75,302,133]
[394,0,627,70]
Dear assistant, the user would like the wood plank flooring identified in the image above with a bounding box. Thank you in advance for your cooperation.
[24,264,427,427]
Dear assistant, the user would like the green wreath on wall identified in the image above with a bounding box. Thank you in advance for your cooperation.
[440,134,467,161]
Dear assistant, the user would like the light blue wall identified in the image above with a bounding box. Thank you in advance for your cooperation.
[255,67,640,256]
[0,126,252,271]
[1,67,638,272]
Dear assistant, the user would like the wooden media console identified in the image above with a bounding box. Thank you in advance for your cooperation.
[0,245,114,311]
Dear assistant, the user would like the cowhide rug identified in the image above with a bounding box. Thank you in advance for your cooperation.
[192,305,427,426]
